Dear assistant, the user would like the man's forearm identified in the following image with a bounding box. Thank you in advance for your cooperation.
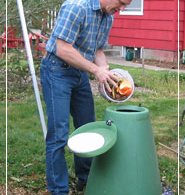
[94,49,109,69]
[56,39,99,75]
[56,39,118,89]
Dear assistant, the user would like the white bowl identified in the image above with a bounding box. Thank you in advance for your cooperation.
[99,69,134,103]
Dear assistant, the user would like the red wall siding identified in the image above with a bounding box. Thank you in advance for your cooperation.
[180,0,185,50]
[109,0,178,51]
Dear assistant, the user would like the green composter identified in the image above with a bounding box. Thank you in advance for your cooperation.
[85,105,162,195]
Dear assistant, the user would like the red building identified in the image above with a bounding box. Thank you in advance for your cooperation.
[108,0,179,62]
[180,0,185,51]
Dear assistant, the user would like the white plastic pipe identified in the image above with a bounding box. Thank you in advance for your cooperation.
[16,0,47,139]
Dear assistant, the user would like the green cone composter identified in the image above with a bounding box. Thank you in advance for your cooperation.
[67,105,162,195]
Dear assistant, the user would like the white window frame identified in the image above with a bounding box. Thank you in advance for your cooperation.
[120,0,144,16]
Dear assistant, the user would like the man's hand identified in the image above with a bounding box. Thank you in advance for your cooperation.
[94,66,118,92]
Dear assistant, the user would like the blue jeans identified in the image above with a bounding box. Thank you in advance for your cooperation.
[40,53,95,195]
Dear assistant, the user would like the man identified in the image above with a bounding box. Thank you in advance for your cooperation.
[40,0,132,194]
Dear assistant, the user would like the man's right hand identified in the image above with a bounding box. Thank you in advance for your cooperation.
[94,67,119,92]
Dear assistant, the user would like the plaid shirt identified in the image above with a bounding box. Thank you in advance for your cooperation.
[46,0,113,61]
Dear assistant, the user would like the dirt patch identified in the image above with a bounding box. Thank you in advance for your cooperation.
[0,185,50,195]
[133,59,185,70]
[90,79,99,96]
[2,178,83,195]
[157,142,178,161]
[0,185,5,195]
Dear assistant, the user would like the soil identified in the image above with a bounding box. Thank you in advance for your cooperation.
[0,185,50,195]
[133,59,185,70]
[157,142,178,161]
[0,179,83,195]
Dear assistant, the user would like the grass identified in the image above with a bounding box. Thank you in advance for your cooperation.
[179,76,185,193]
[0,102,6,184]
[7,100,46,190]
[0,61,184,194]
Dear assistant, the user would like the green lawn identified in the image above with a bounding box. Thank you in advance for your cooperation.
[0,62,184,194]
[0,102,6,184]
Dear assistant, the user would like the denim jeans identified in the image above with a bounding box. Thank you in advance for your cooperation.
[40,53,95,195]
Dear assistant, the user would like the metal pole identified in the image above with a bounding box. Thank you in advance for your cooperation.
[16,0,47,139]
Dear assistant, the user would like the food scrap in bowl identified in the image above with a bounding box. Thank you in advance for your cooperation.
[105,78,133,101]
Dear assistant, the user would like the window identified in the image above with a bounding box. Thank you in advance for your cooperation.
[120,0,144,16]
